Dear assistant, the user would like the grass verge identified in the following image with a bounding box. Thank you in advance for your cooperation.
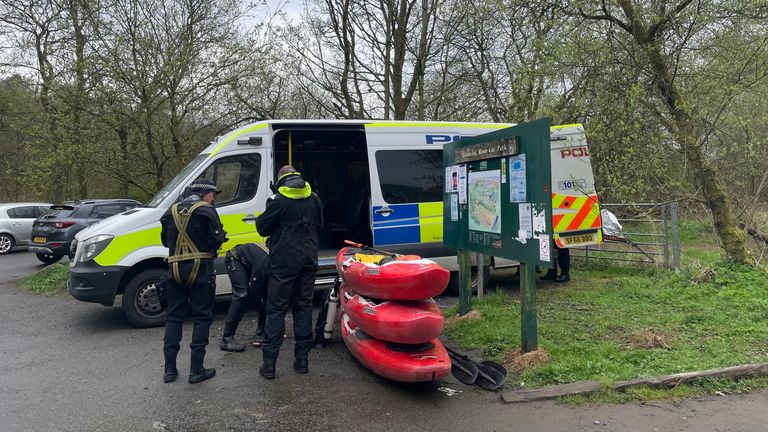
[17,263,69,295]
[443,261,768,402]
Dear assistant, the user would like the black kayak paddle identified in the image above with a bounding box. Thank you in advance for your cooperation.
[447,351,479,385]
[446,347,506,391]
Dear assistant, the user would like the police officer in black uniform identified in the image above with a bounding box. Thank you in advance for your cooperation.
[160,179,227,384]
[220,243,270,352]
[256,166,323,379]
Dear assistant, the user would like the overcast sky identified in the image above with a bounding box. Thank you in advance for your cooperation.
[261,0,306,20]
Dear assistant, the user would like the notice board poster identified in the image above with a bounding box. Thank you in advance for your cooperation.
[509,154,527,202]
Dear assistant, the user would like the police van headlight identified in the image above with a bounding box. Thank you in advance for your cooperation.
[79,234,114,262]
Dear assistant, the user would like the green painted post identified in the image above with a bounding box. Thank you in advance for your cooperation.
[459,249,472,315]
[519,262,538,352]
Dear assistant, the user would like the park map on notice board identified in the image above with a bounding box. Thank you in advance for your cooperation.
[468,170,501,234]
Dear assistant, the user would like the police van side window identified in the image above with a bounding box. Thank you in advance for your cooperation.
[375,150,443,204]
[199,154,261,207]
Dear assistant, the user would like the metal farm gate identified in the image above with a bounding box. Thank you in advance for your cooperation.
[570,202,681,270]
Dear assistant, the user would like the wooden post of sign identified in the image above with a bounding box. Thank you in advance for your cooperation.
[459,249,472,315]
[477,253,484,299]
[519,262,538,352]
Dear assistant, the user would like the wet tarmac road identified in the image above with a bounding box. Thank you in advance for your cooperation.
[1,250,767,432]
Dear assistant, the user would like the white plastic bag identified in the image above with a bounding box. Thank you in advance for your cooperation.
[600,209,623,236]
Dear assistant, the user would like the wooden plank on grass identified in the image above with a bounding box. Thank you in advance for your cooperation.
[501,380,602,403]
[613,363,768,391]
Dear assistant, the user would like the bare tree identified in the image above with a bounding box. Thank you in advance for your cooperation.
[292,0,442,119]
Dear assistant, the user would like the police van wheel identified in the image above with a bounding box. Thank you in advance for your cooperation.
[122,268,167,328]
[447,266,491,295]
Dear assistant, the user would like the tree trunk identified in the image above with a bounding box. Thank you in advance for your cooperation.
[70,0,88,198]
[611,0,752,264]
[116,124,130,197]
[643,44,751,264]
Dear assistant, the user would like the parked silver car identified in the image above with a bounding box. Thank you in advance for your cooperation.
[0,203,53,254]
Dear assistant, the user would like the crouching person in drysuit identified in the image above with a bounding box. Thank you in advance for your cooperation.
[220,243,270,352]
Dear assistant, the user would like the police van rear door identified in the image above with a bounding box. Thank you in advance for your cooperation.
[550,124,602,248]
[365,124,444,251]
[364,122,509,254]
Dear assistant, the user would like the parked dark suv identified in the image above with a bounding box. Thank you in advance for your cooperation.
[29,199,142,264]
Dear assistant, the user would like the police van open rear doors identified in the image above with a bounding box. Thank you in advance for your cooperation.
[270,123,373,272]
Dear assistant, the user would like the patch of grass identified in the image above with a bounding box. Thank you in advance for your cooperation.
[18,263,69,295]
[444,262,768,401]
[678,217,716,242]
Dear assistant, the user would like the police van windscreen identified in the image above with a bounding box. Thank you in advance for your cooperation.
[147,154,209,208]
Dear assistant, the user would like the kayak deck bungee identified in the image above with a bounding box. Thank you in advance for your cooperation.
[340,312,451,383]
[339,284,444,344]
[336,247,450,301]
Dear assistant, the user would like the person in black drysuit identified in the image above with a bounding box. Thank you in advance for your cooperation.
[160,179,227,384]
[255,166,323,379]
[540,244,570,283]
[220,243,270,352]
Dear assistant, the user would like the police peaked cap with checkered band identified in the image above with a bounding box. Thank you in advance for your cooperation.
[190,179,221,195]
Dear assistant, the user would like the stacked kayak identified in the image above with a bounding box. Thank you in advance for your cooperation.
[340,284,443,344]
[340,313,450,382]
[337,247,451,382]
[336,247,450,301]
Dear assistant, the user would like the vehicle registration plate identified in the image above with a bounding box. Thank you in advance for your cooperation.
[33,237,47,243]
[563,234,595,245]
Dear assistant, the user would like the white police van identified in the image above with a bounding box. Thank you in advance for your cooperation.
[68,120,600,327]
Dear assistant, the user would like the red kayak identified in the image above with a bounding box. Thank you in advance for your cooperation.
[340,284,444,344]
[340,313,451,383]
[336,247,450,301]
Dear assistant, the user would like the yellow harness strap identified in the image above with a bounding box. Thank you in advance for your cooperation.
[168,201,214,288]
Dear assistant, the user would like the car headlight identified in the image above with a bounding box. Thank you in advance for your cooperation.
[79,234,114,262]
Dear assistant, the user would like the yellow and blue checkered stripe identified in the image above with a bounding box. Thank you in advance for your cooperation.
[372,202,443,246]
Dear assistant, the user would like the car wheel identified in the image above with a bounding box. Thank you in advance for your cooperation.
[448,265,491,295]
[122,268,167,328]
[36,253,63,265]
[0,234,14,254]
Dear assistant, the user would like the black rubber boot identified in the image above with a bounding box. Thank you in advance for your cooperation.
[293,358,308,374]
[163,364,178,383]
[554,274,570,283]
[220,336,246,352]
[540,269,557,281]
[189,368,216,384]
[259,359,276,379]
